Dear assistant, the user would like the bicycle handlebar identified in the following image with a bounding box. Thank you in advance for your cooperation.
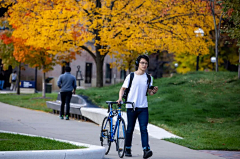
[106,101,134,105]
[106,101,135,112]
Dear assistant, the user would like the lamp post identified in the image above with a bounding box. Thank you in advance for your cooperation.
[194,28,204,71]
[211,57,216,71]
[174,63,178,74]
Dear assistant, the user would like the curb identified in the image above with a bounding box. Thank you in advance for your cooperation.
[0,130,105,159]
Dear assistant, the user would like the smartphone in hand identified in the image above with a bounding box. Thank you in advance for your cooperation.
[150,86,155,90]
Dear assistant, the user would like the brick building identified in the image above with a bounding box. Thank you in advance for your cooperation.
[17,51,127,92]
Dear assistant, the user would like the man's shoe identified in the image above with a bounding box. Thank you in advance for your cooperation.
[143,149,152,158]
[125,148,132,157]
[65,115,69,120]
[59,115,64,119]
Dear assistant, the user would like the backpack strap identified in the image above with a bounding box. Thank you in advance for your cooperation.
[146,73,151,96]
[122,72,134,101]
[128,72,134,90]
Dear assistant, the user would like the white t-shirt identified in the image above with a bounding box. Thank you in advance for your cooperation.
[122,73,152,109]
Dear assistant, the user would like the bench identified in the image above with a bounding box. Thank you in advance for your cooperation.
[46,93,89,120]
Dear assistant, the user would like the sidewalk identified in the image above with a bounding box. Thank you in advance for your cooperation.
[0,100,230,159]
[80,107,182,139]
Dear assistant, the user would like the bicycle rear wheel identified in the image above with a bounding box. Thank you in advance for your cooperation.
[100,117,111,155]
[117,117,126,158]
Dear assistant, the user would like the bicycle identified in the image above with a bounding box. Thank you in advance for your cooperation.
[100,101,134,158]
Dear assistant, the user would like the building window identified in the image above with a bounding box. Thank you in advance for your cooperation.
[120,70,126,80]
[85,63,92,84]
[105,64,112,84]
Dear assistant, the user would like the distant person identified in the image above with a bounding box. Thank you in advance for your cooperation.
[0,72,4,90]
[9,71,18,91]
[57,66,77,120]
[117,55,158,158]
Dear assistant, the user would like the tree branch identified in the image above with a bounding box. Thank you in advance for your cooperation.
[80,45,96,61]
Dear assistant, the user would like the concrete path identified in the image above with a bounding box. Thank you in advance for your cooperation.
[0,102,225,159]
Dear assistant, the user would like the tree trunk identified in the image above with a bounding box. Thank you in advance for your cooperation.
[35,67,37,93]
[238,48,240,79]
[42,71,46,98]
[216,13,223,72]
[210,1,219,72]
[128,68,131,74]
[128,59,134,73]
[17,64,21,95]
[95,0,104,87]
[212,18,219,72]
[196,55,199,71]
[128,61,131,74]
[96,52,104,87]
[215,37,219,72]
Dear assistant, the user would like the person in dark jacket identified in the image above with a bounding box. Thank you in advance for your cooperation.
[0,72,5,90]
[57,66,77,120]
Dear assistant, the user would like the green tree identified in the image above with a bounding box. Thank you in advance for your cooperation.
[222,0,240,79]
[205,0,224,72]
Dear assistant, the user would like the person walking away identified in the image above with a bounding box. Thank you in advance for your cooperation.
[0,72,5,90]
[117,55,158,158]
[9,71,18,91]
[57,66,77,120]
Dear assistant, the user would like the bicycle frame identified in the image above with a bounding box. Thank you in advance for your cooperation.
[100,101,134,157]
[104,103,123,142]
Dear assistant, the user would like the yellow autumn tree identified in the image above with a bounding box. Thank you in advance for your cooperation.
[1,0,215,86]
[0,17,19,70]
[0,17,77,96]
[111,50,140,73]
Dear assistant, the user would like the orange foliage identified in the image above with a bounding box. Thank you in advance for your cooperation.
[0,34,13,45]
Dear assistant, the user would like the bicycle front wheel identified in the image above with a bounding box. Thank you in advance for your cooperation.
[100,117,111,155]
[117,117,126,158]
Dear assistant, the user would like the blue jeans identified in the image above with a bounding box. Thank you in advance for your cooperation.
[60,91,72,116]
[125,108,149,149]
[0,80,4,90]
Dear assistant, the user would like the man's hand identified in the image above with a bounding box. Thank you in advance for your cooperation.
[150,86,158,95]
[72,90,76,94]
[116,99,123,104]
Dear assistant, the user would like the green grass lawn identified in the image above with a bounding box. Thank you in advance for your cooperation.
[0,92,58,113]
[0,133,85,151]
[0,71,239,150]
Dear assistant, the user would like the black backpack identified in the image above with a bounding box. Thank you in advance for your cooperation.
[122,72,151,101]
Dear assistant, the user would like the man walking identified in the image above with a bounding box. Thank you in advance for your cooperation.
[57,66,77,120]
[9,71,18,91]
[117,55,158,158]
